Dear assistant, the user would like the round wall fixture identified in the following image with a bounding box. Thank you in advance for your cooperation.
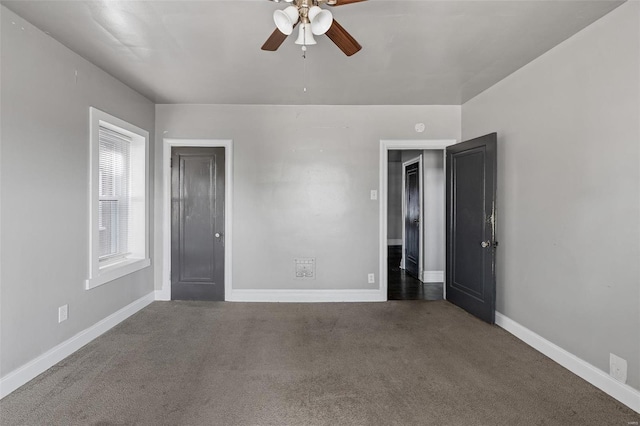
[415,123,426,133]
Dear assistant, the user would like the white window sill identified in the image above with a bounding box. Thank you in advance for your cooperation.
[85,258,151,290]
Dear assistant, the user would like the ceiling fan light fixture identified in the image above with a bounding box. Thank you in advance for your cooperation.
[262,0,365,55]
[294,22,317,45]
[273,5,299,35]
[308,6,333,35]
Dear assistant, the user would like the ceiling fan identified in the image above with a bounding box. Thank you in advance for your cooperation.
[262,0,367,56]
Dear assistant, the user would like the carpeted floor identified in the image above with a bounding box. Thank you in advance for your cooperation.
[1,301,637,425]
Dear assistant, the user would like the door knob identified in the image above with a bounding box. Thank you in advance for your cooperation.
[215,233,221,238]
[481,240,491,248]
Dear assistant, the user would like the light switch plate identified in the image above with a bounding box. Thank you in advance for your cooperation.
[370,190,377,200]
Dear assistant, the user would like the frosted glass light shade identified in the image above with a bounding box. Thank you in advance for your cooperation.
[274,6,299,35]
[308,6,333,35]
[294,23,317,45]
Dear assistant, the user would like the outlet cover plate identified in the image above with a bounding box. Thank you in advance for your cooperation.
[609,353,627,383]
[58,304,68,323]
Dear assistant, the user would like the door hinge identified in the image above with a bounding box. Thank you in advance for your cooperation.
[170,158,173,168]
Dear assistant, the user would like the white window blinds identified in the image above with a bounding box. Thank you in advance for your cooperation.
[98,126,131,261]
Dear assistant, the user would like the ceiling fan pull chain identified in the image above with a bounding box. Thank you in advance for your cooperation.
[303,49,308,92]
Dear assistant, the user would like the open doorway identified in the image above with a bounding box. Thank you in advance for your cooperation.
[380,140,457,301]
[381,137,498,322]
[387,149,445,300]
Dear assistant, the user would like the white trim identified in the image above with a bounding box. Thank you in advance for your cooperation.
[495,312,640,414]
[85,258,151,289]
[227,289,385,303]
[87,107,150,290]
[155,287,171,302]
[387,239,402,246]
[401,155,423,279]
[421,270,444,283]
[380,140,456,299]
[161,139,233,302]
[0,292,155,399]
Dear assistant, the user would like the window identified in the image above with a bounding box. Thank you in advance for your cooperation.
[86,107,150,289]
[99,126,131,262]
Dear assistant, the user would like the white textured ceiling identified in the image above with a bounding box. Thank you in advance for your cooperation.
[2,0,624,105]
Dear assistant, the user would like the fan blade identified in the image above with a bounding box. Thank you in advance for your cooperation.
[261,28,288,51]
[325,19,361,56]
[327,0,367,6]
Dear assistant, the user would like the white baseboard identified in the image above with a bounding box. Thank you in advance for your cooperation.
[387,239,402,246]
[421,270,444,283]
[155,288,170,301]
[495,312,640,414]
[0,292,155,399]
[227,289,386,303]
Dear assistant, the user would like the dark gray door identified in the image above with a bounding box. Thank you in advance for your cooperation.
[446,133,497,323]
[404,161,420,279]
[171,147,225,301]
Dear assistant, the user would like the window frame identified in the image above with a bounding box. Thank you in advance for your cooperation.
[86,107,150,290]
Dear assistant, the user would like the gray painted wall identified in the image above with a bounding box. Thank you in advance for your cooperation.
[462,1,639,390]
[155,105,461,290]
[0,7,155,376]
[399,150,423,164]
[422,150,444,272]
[387,160,403,241]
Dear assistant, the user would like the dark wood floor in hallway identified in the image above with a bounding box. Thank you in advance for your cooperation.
[387,245,443,300]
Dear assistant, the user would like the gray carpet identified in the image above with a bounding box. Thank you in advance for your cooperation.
[1,301,637,425]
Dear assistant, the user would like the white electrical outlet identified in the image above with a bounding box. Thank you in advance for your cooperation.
[368,273,375,284]
[58,304,68,323]
[370,190,377,200]
[609,353,627,383]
